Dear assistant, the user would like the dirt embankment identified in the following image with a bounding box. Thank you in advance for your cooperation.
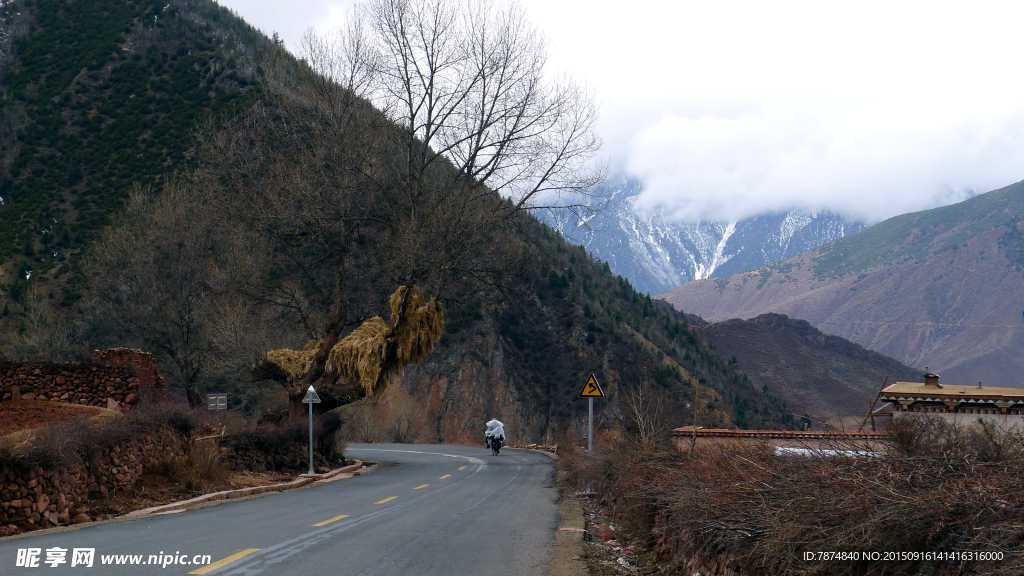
[0,401,114,436]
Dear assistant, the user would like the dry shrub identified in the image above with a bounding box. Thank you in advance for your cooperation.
[337,399,387,442]
[219,412,345,471]
[161,440,227,493]
[0,403,199,471]
[559,415,1024,576]
[336,391,430,443]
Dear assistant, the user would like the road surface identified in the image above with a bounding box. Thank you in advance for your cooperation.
[0,444,558,575]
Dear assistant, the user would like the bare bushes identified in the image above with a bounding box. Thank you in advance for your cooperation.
[619,385,669,446]
[160,440,228,493]
[219,412,345,472]
[0,403,198,471]
[336,393,429,443]
[890,414,1024,461]
[559,415,1024,576]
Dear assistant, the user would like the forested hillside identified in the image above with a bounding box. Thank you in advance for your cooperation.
[0,0,801,441]
[0,0,267,304]
[685,312,920,425]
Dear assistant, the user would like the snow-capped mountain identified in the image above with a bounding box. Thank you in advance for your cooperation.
[548,178,867,295]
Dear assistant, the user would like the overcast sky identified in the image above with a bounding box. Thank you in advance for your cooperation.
[216,0,1024,223]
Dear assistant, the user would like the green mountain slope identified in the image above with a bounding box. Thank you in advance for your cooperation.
[812,180,1024,279]
[0,0,270,303]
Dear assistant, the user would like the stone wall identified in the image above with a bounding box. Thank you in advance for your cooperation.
[0,428,187,530]
[0,348,165,413]
[92,348,165,394]
[219,422,340,473]
[220,441,331,472]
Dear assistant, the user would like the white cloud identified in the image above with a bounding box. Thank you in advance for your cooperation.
[627,97,1024,222]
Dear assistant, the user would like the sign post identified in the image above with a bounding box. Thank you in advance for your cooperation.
[578,374,605,453]
[302,385,321,475]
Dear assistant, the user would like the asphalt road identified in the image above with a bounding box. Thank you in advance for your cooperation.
[0,444,559,575]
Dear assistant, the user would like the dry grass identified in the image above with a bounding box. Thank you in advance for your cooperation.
[0,403,198,471]
[160,439,228,493]
[266,285,444,398]
[330,285,444,397]
[558,416,1024,576]
[265,340,320,382]
[328,317,389,395]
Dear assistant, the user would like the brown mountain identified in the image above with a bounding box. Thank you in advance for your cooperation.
[683,312,920,424]
[659,179,1024,389]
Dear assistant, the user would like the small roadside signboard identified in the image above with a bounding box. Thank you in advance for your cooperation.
[207,393,227,411]
[578,374,604,454]
[578,374,605,398]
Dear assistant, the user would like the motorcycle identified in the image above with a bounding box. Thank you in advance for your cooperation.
[488,436,503,456]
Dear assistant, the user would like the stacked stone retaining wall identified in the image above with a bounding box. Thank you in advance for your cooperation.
[92,348,165,394]
[0,428,187,530]
[0,348,165,413]
[220,441,330,472]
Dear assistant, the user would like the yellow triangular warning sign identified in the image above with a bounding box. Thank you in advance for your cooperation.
[579,374,605,398]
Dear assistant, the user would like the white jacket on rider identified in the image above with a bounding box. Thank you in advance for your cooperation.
[485,419,505,445]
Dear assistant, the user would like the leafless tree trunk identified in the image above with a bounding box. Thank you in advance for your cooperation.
[87,183,223,408]
[6,285,76,361]
[622,384,667,445]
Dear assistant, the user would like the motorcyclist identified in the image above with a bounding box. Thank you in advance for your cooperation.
[484,418,505,450]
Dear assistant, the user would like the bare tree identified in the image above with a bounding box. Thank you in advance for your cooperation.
[352,0,605,213]
[195,0,604,420]
[5,285,76,361]
[87,183,223,408]
[621,383,667,445]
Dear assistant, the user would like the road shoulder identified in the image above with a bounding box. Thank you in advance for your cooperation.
[549,488,589,576]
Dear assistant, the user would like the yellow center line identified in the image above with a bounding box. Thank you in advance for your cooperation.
[312,514,349,527]
[414,484,429,489]
[439,474,451,479]
[188,549,260,575]
[458,466,467,470]
[376,496,398,504]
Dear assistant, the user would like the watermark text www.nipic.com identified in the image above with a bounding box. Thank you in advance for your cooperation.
[15,548,213,569]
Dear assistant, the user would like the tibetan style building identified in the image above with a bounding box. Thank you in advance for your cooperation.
[881,371,1024,426]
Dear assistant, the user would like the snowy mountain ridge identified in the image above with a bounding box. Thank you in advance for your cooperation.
[548,178,867,295]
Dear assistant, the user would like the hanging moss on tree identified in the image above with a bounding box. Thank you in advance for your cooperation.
[258,286,444,417]
[264,340,321,383]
